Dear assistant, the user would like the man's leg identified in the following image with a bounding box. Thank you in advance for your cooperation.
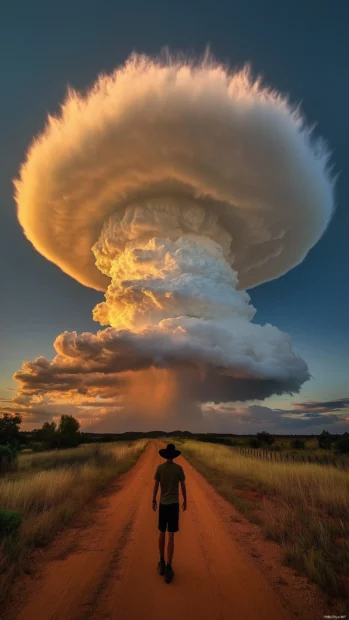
[159,531,165,561]
[167,532,174,567]
[157,504,167,575]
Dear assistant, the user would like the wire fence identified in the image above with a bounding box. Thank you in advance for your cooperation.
[231,446,349,470]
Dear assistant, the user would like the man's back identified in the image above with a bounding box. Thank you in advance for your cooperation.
[155,462,185,505]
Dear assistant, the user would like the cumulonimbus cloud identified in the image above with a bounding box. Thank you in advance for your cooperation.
[12,53,335,429]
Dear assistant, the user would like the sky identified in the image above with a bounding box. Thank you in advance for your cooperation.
[1,0,348,433]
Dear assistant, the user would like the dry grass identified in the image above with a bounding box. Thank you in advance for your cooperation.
[182,440,349,599]
[0,440,147,603]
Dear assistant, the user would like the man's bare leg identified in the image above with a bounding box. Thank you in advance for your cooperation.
[159,531,165,561]
[167,532,174,566]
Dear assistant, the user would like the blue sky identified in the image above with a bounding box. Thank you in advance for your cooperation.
[1,0,348,432]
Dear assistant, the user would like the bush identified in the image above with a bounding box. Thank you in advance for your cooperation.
[318,430,333,450]
[249,438,261,449]
[335,433,349,455]
[256,431,275,446]
[0,510,21,537]
[27,441,46,452]
[271,443,282,451]
[0,445,14,460]
[0,445,17,473]
[291,439,305,450]
[217,437,232,446]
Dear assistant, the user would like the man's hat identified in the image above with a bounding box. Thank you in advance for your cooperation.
[159,443,181,459]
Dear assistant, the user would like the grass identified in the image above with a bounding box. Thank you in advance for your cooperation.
[181,440,349,599]
[16,444,126,472]
[0,440,147,603]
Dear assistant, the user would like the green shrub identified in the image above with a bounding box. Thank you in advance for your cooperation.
[256,431,275,446]
[0,445,14,460]
[0,445,17,473]
[0,510,21,537]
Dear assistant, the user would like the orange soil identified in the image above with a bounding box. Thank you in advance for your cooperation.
[5,441,294,620]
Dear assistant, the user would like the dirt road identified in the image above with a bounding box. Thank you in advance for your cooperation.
[10,441,292,620]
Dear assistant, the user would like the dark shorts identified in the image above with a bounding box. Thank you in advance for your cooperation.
[158,502,179,533]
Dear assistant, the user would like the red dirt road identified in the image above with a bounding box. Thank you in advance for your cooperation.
[10,442,293,620]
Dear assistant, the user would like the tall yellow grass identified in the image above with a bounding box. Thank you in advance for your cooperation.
[182,440,349,597]
[183,441,349,515]
[0,440,147,603]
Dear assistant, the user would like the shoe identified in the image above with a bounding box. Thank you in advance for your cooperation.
[158,559,166,575]
[164,564,174,583]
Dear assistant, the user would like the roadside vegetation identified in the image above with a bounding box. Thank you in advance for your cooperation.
[181,440,349,601]
[0,438,147,603]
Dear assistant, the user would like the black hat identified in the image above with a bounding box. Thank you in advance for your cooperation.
[159,443,181,459]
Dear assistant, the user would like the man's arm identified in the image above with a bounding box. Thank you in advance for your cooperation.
[180,480,187,511]
[152,477,160,511]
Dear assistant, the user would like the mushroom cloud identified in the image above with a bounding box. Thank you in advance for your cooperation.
[13,53,334,430]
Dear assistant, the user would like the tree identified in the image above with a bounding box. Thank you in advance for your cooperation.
[58,415,81,448]
[0,413,22,448]
[36,421,58,448]
[318,429,333,450]
[256,431,275,446]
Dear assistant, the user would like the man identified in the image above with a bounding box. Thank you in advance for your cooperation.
[152,443,187,583]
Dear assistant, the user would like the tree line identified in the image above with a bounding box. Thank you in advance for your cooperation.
[247,430,349,453]
[198,430,349,454]
[0,413,81,471]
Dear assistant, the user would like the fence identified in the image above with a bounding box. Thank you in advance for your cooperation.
[231,446,348,470]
